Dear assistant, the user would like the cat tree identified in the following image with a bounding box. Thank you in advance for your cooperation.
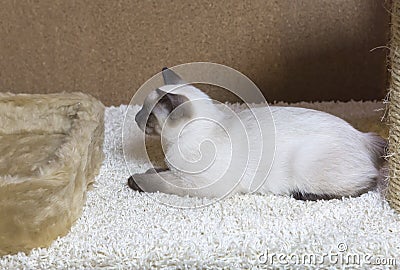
[389,0,400,213]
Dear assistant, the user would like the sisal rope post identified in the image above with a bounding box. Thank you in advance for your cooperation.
[388,0,400,213]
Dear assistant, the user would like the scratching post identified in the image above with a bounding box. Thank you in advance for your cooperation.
[388,0,400,213]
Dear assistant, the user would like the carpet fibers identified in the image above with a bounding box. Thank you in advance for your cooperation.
[1,102,399,269]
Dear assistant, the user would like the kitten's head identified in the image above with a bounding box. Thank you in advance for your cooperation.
[135,67,214,137]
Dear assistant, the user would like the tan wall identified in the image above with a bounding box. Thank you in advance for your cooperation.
[0,0,390,106]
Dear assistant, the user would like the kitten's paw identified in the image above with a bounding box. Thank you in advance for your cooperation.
[127,175,144,192]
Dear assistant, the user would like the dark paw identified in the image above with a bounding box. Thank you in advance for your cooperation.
[127,176,144,192]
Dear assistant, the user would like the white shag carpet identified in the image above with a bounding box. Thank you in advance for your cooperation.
[1,101,400,269]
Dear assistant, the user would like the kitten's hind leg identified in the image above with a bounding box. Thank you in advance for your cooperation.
[291,191,341,201]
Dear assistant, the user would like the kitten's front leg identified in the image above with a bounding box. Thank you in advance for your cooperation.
[144,167,168,174]
[127,171,234,198]
[127,170,191,196]
[127,168,168,192]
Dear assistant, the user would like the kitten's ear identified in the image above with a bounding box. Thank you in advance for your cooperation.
[156,88,191,120]
[162,67,185,85]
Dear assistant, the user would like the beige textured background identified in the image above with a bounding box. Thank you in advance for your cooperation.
[0,0,390,106]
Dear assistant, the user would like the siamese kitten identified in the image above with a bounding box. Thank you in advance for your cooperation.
[128,67,386,200]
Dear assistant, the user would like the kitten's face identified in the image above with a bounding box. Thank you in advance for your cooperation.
[135,86,191,136]
[135,67,213,137]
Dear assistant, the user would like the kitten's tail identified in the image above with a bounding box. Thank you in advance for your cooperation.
[364,132,387,168]
[364,132,388,196]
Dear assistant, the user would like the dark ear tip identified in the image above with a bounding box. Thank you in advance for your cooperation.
[162,67,169,71]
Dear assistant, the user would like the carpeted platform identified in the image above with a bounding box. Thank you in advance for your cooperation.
[1,101,399,269]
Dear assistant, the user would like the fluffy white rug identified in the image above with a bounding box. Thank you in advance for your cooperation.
[1,101,399,269]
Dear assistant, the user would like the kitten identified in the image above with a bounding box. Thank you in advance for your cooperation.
[128,67,386,200]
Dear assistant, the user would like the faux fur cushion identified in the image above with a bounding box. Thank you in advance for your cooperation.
[0,92,104,256]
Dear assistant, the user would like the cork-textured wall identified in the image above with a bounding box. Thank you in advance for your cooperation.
[0,0,390,106]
